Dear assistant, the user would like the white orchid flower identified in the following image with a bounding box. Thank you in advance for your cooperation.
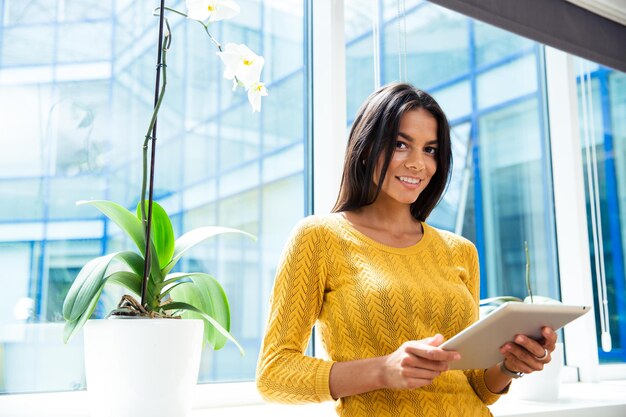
[217,43,265,89]
[186,0,240,23]
[247,82,268,113]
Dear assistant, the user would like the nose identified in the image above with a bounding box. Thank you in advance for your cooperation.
[405,151,426,172]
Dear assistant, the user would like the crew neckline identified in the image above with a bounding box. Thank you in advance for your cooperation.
[332,212,433,255]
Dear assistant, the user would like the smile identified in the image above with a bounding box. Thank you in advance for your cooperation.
[398,176,421,185]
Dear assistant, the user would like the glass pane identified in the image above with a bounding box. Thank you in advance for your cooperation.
[577,61,626,364]
[383,3,469,87]
[4,0,57,25]
[477,99,558,299]
[0,179,45,220]
[345,36,376,122]
[2,25,55,66]
[57,22,112,63]
[477,54,538,110]
[474,21,534,68]
[0,0,307,393]
[62,0,112,21]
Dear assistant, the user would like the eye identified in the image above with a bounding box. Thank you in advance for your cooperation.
[425,146,438,155]
[395,140,409,150]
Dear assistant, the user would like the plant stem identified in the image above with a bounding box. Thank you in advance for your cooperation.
[141,0,169,307]
[200,23,243,86]
[153,6,188,18]
[525,240,534,303]
[140,38,169,222]
[202,23,222,51]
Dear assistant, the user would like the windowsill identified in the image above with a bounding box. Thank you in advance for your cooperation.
[1,380,625,417]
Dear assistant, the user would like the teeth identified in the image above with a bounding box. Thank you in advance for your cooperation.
[399,176,420,185]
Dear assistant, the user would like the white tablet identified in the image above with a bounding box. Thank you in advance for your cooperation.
[440,302,590,370]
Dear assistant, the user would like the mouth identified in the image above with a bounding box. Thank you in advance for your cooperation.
[397,176,422,188]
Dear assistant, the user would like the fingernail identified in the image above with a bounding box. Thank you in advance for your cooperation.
[454,353,461,360]
[516,336,525,343]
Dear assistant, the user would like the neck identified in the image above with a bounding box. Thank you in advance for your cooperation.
[356,199,419,231]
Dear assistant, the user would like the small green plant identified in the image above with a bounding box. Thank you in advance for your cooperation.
[479,240,560,317]
[62,199,253,353]
[62,0,264,353]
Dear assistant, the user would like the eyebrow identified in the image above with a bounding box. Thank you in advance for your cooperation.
[398,132,438,145]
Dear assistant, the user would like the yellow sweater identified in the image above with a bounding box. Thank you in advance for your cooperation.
[256,214,503,416]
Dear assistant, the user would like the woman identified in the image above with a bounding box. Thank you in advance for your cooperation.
[256,83,557,416]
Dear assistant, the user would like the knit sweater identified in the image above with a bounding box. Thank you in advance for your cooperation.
[256,214,504,416]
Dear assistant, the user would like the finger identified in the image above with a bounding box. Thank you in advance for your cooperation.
[401,354,450,372]
[401,367,441,380]
[422,333,444,346]
[405,343,460,364]
[502,355,535,374]
[513,335,550,360]
[501,342,547,372]
[541,327,558,350]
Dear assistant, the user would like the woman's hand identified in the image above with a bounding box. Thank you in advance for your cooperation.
[499,326,558,375]
[381,334,461,390]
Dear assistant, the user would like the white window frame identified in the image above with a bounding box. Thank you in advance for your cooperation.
[544,46,601,382]
[546,46,626,381]
[312,0,347,216]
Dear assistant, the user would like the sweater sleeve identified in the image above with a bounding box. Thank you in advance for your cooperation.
[256,218,335,404]
[461,242,509,404]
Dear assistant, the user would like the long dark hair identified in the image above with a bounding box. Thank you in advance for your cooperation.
[332,83,452,221]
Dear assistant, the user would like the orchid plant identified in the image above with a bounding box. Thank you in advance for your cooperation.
[62,0,265,354]
[479,241,561,317]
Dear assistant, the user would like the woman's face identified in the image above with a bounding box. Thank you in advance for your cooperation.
[372,108,438,206]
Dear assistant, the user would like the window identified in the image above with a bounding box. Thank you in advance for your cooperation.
[0,0,307,393]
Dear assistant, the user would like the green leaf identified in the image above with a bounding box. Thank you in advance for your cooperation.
[161,301,243,355]
[163,227,256,274]
[62,251,152,343]
[107,271,143,296]
[116,251,145,276]
[79,200,163,297]
[136,201,175,269]
[63,286,103,343]
[62,253,119,322]
[78,200,146,256]
[168,281,215,344]
[167,273,230,350]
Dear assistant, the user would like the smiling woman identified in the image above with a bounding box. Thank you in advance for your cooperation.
[256,83,558,416]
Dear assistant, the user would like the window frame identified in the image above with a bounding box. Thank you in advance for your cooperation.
[544,46,601,381]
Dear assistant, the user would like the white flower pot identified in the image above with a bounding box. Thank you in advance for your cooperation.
[84,318,203,417]
[509,342,564,402]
